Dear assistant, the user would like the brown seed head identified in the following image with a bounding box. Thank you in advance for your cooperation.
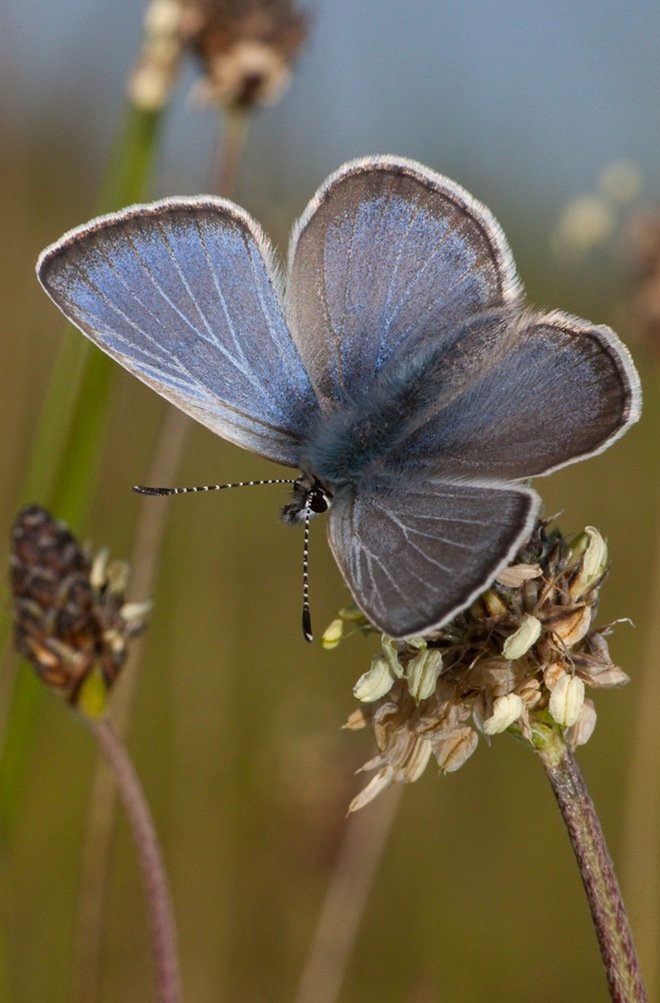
[183,0,308,109]
[10,506,148,711]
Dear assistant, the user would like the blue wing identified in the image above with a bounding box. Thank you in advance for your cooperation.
[327,472,538,639]
[37,197,318,466]
[382,309,642,481]
[285,156,522,410]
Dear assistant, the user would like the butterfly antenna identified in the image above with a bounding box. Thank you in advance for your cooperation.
[133,478,296,496]
[301,500,314,643]
[135,476,315,641]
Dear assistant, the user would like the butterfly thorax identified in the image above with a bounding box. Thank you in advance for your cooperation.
[280,376,428,526]
[298,359,437,489]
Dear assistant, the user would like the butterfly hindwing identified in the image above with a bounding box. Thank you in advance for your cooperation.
[327,472,539,639]
[379,308,642,482]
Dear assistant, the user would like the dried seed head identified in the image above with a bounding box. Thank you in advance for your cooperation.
[502,613,542,659]
[10,506,148,715]
[126,0,308,113]
[183,0,308,110]
[354,654,398,703]
[127,0,188,111]
[334,520,630,810]
[495,563,543,588]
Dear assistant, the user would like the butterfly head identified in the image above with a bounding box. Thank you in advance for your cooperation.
[280,472,333,525]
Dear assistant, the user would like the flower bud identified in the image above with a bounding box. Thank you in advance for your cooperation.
[549,674,585,727]
[483,693,524,735]
[565,699,597,747]
[353,655,396,703]
[321,618,344,650]
[406,648,443,703]
[502,613,542,659]
[569,526,608,598]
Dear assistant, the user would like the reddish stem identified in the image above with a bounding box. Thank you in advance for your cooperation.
[540,742,646,1002]
[89,717,180,1003]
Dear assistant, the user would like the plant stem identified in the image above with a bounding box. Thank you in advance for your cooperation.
[0,101,166,846]
[88,717,180,1003]
[214,108,249,199]
[294,787,402,1003]
[621,370,660,998]
[73,406,190,1000]
[538,739,646,1002]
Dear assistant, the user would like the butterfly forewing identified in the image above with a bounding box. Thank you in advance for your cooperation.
[286,156,522,410]
[37,198,317,466]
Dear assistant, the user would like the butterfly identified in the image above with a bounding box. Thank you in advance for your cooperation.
[37,156,641,639]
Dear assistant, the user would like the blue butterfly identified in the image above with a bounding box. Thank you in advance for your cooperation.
[37,157,641,639]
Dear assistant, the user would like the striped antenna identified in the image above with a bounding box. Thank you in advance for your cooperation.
[133,478,296,496]
[134,476,317,643]
[301,499,314,643]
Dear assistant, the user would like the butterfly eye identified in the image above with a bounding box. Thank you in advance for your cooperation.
[308,483,332,514]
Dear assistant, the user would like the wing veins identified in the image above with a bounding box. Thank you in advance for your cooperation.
[383,228,486,342]
[191,216,253,368]
[68,256,202,384]
[122,230,269,399]
[153,218,222,350]
[326,209,356,397]
[376,196,426,362]
[66,256,299,443]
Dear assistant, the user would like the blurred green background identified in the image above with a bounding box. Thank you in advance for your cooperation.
[2,1,659,1000]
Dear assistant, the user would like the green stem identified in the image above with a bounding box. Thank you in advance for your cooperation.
[24,104,163,520]
[0,101,165,845]
[539,739,647,1002]
[100,106,161,213]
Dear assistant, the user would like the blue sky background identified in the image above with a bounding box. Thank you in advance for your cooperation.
[6,1,660,211]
